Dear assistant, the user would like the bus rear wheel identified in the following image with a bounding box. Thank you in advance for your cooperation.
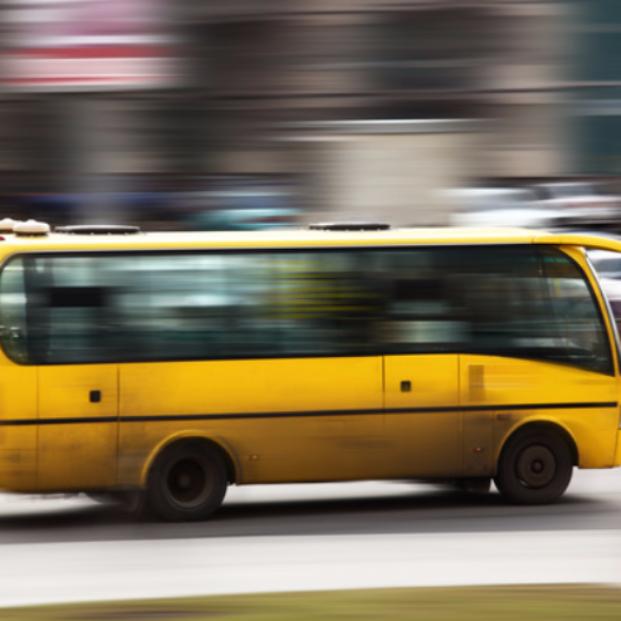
[147,441,228,521]
[494,428,574,504]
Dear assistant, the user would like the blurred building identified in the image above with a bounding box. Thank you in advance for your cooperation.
[569,0,621,174]
[0,1,617,227]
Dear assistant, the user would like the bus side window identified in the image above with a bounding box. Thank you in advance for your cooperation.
[376,249,467,353]
[541,249,612,374]
[0,258,29,363]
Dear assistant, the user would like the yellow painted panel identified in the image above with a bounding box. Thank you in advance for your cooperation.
[461,356,618,407]
[0,227,544,257]
[385,354,459,408]
[0,424,37,491]
[383,355,461,477]
[119,357,384,485]
[120,357,382,416]
[615,431,621,466]
[0,450,36,491]
[0,359,37,421]
[37,366,118,490]
[0,426,36,451]
[491,407,620,469]
[460,355,621,470]
[6,226,621,259]
[39,365,117,419]
[119,414,389,487]
[0,355,38,490]
[37,423,118,491]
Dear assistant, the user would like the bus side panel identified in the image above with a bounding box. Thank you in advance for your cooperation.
[0,361,38,492]
[493,408,620,469]
[383,354,461,477]
[36,365,118,491]
[460,355,620,471]
[118,356,385,487]
[615,431,621,466]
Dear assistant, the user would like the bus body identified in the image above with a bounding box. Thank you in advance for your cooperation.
[0,226,620,520]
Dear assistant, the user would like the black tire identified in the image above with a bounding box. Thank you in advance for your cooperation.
[494,428,574,504]
[146,441,228,522]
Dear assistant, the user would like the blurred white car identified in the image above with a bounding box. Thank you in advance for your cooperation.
[449,187,565,229]
[589,250,621,280]
[532,182,621,231]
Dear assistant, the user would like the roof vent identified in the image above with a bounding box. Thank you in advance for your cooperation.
[13,219,50,236]
[309,222,391,232]
[0,218,19,233]
[55,224,141,235]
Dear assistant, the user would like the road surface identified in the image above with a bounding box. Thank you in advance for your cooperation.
[0,469,619,607]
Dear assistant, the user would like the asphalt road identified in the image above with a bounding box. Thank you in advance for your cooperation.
[0,470,620,607]
[1,470,620,545]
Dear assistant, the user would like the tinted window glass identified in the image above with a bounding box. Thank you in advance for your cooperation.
[0,258,29,363]
[0,246,612,374]
[539,249,612,374]
[0,251,382,363]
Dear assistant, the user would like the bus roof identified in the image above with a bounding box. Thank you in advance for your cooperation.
[0,227,621,253]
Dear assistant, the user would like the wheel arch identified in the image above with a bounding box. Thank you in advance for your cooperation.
[139,431,239,488]
[495,419,579,471]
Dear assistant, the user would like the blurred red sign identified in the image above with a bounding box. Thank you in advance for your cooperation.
[1,0,179,92]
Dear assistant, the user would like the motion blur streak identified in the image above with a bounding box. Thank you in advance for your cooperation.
[0,1,620,229]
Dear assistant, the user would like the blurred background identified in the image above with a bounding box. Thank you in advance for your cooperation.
[0,0,620,231]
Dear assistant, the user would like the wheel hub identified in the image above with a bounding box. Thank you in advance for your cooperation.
[516,445,556,489]
[165,458,211,508]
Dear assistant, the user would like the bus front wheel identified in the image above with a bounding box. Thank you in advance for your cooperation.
[494,428,574,504]
[147,441,228,521]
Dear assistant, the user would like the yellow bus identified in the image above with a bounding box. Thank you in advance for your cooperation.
[0,221,621,521]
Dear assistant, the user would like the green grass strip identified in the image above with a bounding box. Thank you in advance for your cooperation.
[2,585,621,621]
